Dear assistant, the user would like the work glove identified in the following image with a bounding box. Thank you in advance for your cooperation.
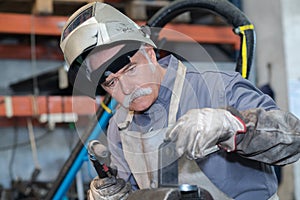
[235,108,300,165]
[166,108,246,159]
[87,176,132,200]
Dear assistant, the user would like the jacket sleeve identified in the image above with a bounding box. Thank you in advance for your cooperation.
[235,108,300,166]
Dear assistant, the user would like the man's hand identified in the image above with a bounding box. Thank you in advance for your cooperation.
[88,176,131,200]
[166,108,246,159]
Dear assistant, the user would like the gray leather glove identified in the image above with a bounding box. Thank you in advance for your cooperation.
[88,176,132,200]
[166,108,246,159]
[236,108,300,165]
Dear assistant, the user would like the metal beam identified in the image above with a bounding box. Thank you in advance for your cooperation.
[0,13,66,36]
[0,13,240,60]
[0,12,239,43]
[0,95,99,117]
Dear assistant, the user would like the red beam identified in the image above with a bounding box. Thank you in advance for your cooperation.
[0,95,106,126]
[0,13,239,45]
[0,96,101,117]
[0,13,66,36]
[0,13,240,60]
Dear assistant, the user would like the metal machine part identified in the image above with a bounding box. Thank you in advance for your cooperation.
[158,140,214,200]
[88,140,115,178]
[158,139,179,187]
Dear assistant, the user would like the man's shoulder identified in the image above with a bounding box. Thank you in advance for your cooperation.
[185,66,242,85]
[186,65,239,77]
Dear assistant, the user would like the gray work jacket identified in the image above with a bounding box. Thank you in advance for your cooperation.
[107,55,278,200]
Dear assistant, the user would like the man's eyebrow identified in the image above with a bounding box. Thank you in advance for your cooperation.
[122,62,136,71]
[102,77,116,86]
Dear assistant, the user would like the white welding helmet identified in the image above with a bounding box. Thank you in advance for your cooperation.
[60,2,156,97]
[60,1,156,71]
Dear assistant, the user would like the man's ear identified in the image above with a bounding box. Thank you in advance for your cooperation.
[143,45,157,62]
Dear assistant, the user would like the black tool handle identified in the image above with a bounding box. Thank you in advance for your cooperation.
[89,155,112,178]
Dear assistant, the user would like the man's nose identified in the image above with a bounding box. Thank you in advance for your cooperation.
[119,76,134,95]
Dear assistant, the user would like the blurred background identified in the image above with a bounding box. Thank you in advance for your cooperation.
[0,0,299,199]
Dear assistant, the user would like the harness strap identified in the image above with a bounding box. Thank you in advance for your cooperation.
[168,61,186,125]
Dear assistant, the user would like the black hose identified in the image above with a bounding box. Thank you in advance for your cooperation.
[147,0,256,79]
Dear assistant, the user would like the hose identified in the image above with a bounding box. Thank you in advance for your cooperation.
[147,0,256,79]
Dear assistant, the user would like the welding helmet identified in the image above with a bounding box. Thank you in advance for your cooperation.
[60,2,156,97]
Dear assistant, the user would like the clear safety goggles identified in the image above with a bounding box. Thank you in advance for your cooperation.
[83,42,142,87]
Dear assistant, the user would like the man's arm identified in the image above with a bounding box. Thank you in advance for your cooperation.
[166,107,300,166]
[235,108,300,165]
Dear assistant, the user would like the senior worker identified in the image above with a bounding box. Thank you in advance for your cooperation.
[60,2,300,200]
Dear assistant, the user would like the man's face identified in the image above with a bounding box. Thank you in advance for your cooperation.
[88,45,166,111]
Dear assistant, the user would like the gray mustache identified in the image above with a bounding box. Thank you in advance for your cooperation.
[123,88,152,107]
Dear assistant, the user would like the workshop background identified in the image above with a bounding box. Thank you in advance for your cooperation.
[0,0,300,199]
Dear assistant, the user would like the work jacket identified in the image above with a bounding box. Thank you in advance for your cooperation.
[107,55,280,199]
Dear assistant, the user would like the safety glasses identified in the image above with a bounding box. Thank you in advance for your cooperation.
[84,42,142,87]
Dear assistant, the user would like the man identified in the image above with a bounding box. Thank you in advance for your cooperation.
[60,2,300,200]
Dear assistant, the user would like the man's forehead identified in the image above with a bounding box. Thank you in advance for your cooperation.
[88,44,126,71]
